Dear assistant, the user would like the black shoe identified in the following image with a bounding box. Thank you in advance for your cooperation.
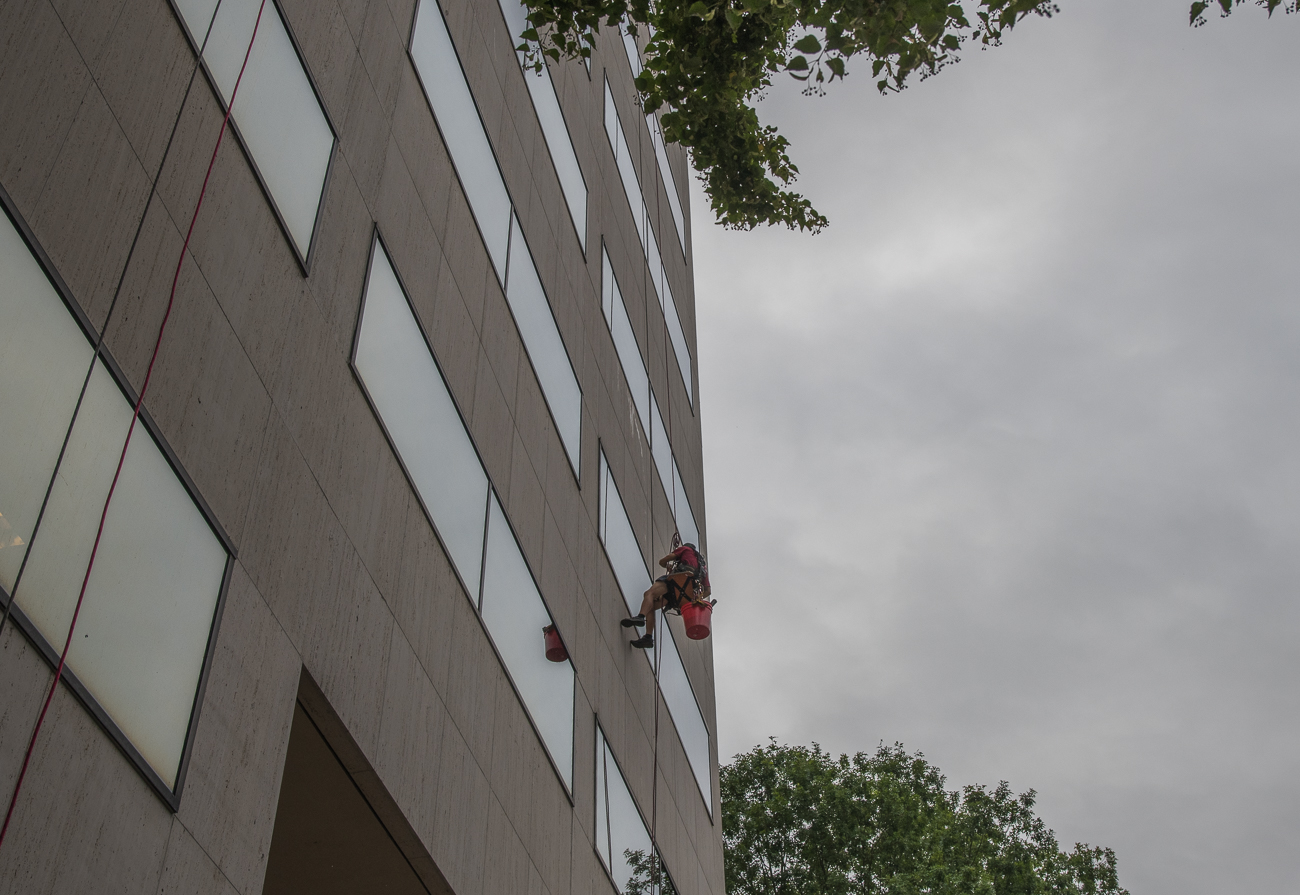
[621,614,646,628]
[630,634,654,649]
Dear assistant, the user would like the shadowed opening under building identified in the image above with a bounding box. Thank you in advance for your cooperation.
[262,702,430,895]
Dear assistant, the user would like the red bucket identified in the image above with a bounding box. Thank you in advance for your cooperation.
[543,624,568,662]
[681,602,712,640]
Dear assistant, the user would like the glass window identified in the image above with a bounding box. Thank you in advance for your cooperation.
[596,451,711,808]
[648,392,674,512]
[497,0,588,249]
[0,209,229,791]
[601,249,650,439]
[649,117,686,256]
[601,254,695,548]
[602,79,693,405]
[354,234,576,790]
[656,624,710,804]
[505,215,582,474]
[410,0,513,276]
[174,0,335,260]
[480,494,575,787]
[595,724,677,895]
[353,239,490,598]
[597,451,650,617]
[620,24,686,254]
[669,458,699,548]
[658,272,694,403]
[410,4,584,476]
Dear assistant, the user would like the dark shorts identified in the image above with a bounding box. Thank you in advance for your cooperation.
[655,572,697,611]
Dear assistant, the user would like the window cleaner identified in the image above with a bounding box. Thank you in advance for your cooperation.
[623,538,713,648]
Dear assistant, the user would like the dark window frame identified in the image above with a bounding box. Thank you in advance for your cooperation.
[405,0,586,485]
[0,183,236,812]
[165,0,340,275]
[348,225,578,801]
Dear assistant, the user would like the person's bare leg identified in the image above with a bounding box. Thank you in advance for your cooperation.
[639,582,667,635]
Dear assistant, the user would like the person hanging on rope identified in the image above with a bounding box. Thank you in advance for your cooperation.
[622,539,711,649]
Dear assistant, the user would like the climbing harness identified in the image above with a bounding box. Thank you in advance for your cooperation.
[0,0,271,851]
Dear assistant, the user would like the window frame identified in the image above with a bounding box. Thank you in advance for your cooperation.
[593,442,713,817]
[593,717,684,895]
[348,226,577,799]
[0,184,237,811]
[406,0,586,483]
[492,0,590,256]
[165,0,341,274]
[601,72,695,412]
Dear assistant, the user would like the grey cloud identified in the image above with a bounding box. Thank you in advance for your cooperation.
[692,1,1300,892]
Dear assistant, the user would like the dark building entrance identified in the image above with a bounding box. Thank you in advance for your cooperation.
[262,702,431,895]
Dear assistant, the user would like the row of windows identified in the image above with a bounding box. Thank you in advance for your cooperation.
[603,78,695,407]
[354,235,576,788]
[619,25,687,256]
[601,248,699,546]
[596,723,678,895]
[181,0,695,480]
[174,0,335,265]
[597,452,710,806]
[497,0,589,249]
[1,0,709,852]
[0,202,230,801]
[410,0,584,473]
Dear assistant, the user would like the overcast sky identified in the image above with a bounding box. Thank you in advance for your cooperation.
[690,2,1300,892]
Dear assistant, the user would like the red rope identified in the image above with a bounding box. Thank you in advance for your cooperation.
[0,0,269,849]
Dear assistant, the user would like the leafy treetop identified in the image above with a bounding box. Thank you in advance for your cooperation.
[516,0,1293,232]
[721,740,1129,895]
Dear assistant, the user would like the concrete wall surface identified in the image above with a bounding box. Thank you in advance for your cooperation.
[0,0,720,893]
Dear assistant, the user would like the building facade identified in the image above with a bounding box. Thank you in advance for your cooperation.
[0,0,719,893]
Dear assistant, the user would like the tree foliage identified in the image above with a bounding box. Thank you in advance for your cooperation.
[517,0,1293,233]
[1190,0,1297,26]
[721,740,1129,895]
[518,0,1057,231]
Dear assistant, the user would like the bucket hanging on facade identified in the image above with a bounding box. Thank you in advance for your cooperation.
[543,624,568,662]
[681,602,712,640]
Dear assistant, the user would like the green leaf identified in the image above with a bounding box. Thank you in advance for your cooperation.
[725,8,742,30]
[793,34,821,53]
[687,0,710,16]
[786,54,809,70]
[1189,0,1209,23]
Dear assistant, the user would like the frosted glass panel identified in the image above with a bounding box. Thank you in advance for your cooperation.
[18,367,227,788]
[648,392,674,506]
[481,494,574,788]
[0,215,93,590]
[649,118,686,254]
[660,275,693,399]
[670,457,699,548]
[602,250,650,439]
[1,211,228,790]
[505,218,582,472]
[354,240,489,596]
[620,25,643,78]
[498,0,587,248]
[658,624,711,804]
[524,65,587,248]
[411,0,512,277]
[595,726,676,894]
[188,0,334,257]
[598,452,649,616]
[603,79,693,404]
